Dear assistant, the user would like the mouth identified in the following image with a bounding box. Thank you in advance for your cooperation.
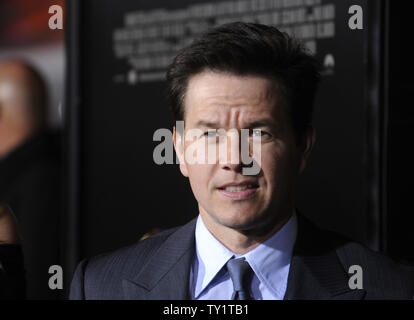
[217,182,259,200]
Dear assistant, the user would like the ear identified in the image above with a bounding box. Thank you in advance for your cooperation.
[173,126,189,177]
[298,124,316,174]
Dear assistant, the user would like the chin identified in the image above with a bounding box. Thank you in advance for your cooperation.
[214,210,265,231]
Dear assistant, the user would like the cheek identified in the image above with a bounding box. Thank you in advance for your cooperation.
[186,164,215,197]
[259,144,296,186]
[259,143,281,169]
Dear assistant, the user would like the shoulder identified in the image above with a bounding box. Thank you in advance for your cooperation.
[320,228,414,299]
[69,225,182,300]
[335,240,414,298]
[296,215,414,299]
[91,225,181,272]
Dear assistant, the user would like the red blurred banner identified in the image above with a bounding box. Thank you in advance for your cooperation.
[0,0,65,47]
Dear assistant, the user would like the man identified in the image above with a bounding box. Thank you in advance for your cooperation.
[0,60,62,299]
[0,203,25,299]
[70,22,414,300]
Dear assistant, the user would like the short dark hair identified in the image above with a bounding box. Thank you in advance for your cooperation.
[166,22,321,142]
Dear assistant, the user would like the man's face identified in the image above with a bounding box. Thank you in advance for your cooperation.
[174,71,313,234]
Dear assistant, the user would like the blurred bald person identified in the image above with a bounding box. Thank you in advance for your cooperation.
[0,60,62,299]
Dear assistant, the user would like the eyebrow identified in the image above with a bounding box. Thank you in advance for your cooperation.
[245,120,276,129]
[194,120,219,128]
[194,119,276,129]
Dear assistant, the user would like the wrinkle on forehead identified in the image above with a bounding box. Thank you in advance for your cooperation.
[184,70,286,129]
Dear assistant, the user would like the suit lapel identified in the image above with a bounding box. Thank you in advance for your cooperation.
[121,213,366,300]
[284,213,366,300]
[122,219,197,300]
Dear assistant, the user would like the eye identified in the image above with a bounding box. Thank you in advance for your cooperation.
[251,129,269,137]
[203,130,219,138]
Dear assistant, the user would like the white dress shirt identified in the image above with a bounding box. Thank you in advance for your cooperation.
[190,211,297,300]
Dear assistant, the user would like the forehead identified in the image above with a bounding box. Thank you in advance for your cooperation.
[183,71,285,125]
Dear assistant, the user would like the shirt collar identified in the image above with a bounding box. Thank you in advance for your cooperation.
[244,212,297,297]
[194,211,297,299]
[193,215,234,298]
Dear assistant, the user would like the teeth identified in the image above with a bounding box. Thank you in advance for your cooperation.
[224,185,256,192]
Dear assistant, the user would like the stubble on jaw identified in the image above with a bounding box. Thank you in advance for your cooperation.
[199,201,293,255]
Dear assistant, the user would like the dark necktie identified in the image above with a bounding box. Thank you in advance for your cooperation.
[226,257,254,300]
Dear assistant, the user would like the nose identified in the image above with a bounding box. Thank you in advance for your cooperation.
[219,129,243,172]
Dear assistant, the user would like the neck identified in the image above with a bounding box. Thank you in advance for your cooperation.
[200,207,293,255]
[0,126,34,158]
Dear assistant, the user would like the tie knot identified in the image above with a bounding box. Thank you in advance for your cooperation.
[226,258,253,299]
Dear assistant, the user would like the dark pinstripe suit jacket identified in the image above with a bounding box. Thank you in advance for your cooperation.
[69,214,414,300]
